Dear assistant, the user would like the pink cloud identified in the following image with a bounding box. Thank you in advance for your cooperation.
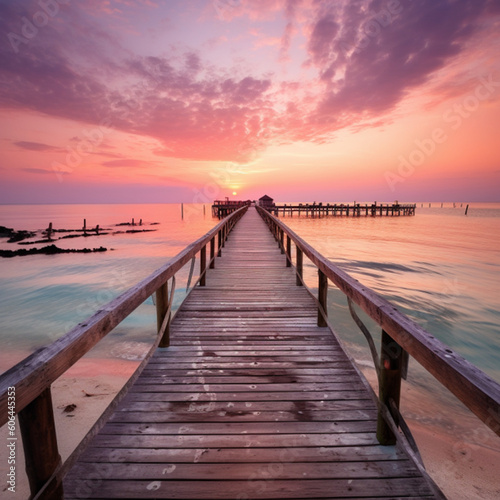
[1,0,499,167]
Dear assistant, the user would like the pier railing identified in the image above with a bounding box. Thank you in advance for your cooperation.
[256,205,500,446]
[0,205,248,500]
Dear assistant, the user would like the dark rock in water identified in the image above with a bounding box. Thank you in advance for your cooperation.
[18,238,53,246]
[112,229,157,235]
[0,245,108,258]
[0,226,36,242]
[124,229,157,234]
[0,225,14,237]
[59,232,109,240]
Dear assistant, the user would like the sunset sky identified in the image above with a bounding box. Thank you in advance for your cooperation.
[1,0,499,204]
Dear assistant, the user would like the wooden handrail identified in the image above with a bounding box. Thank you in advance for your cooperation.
[256,206,500,438]
[0,205,247,499]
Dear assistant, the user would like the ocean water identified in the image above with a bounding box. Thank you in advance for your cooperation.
[0,202,499,447]
[0,203,216,370]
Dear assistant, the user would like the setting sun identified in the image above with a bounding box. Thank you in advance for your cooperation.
[232,192,237,196]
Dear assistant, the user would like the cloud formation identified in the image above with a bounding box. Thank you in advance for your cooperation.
[14,141,61,151]
[0,0,498,165]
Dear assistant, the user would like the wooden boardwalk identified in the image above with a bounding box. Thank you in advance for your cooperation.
[64,208,441,499]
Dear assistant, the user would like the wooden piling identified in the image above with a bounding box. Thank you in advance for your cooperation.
[19,388,63,499]
[156,281,170,347]
[286,235,291,267]
[209,237,215,269]
[377,330,404,445]
[317,269,328,327]
[200,246,206,286]
[296,247,303,286]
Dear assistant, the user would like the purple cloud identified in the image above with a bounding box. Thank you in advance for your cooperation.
[14,141,60,151]
[307,0,492,119]
[102,159,149,168]
[0,0,498,164]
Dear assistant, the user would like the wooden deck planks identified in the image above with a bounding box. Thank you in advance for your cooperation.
[63,208,442,499]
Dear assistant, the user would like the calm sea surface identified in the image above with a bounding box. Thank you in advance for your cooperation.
[1,202,499,444]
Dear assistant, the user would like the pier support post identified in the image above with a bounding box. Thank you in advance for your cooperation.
[296,247,303,285]
[210,237,215,268]
[286,235,291,267]
[19,387,63,499]
[377,329,404,445]
[156,281,171,347]
[317,270,328,327]
[200,245,206,286]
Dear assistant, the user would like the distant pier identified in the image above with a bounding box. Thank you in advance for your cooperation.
[212,199,416,218]
[272,202,416,217]
[212,199,251,218]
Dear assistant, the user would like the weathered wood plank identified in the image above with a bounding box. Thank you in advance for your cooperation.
[121,390,372,403]
[108,409,377,424]
[128,382,368,393]
[68,460,419,480]
[97,420,377,435]
[90,432,381,449]
[64,477,433,499]
[76,444,407,464]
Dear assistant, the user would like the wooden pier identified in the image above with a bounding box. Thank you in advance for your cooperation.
[212,200,416,218]
[211,199,251,218]
[272,202,416,217]
[1,207,499,499]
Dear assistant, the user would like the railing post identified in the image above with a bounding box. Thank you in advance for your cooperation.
[156,281,170,347]
[296,247,303,286]
[222,224,226,248]
[286,235,291,267]
[280,229,284,253]
[19,387,63,499]
[200,245,206,286]
[217,229,222,257]
[318,269,328,327]
[210,236,215,269]
[377,329,404,445]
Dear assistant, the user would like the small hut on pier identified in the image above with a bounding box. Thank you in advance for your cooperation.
[258,194,275,210]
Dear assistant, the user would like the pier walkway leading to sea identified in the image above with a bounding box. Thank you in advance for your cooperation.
[63,208,441,499]
[1,206,499,499]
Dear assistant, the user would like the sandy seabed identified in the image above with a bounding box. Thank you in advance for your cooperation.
[1,358,500,499]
